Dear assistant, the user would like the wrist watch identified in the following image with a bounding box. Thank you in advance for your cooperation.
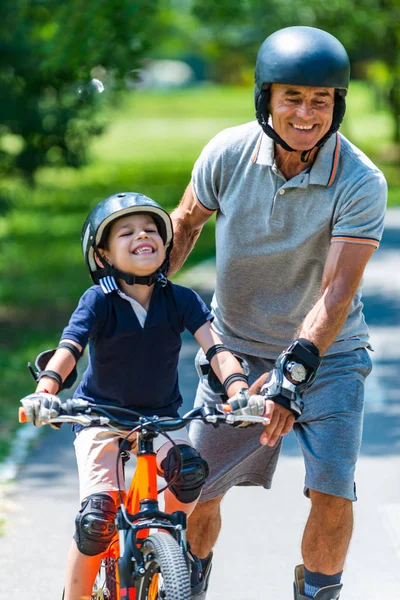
[285,361,307,383]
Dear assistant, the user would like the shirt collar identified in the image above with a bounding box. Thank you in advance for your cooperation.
[99,276,119,294]
[251,129,341,187]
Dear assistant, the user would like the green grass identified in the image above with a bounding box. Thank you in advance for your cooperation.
[0,81,399,461]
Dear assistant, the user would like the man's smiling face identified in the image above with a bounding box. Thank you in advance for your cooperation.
[269,83,335,151]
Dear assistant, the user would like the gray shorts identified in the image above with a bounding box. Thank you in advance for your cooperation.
[189,347,372,502]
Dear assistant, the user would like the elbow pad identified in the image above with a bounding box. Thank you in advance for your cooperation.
[27,342,82,391]
[196,348,249,398]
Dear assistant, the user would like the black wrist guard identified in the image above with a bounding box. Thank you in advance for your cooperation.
[260,338,321,418]
[205,344,229,363]
[196,349,250,399]
[27,343,82,391]
[223,373,248,396]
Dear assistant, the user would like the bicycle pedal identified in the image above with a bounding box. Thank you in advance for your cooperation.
[91,588,112,599]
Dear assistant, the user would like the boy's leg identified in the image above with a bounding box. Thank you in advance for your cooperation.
[156,432,208,517]
[64,539,100,600]
[64,489,120,600]
[66,427,129,600]
[164,485,198,516]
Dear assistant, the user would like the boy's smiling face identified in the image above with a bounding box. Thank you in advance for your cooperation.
[98,213,166,277]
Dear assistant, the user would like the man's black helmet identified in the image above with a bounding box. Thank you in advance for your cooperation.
[254,26,350,154]
[81,192,173,286]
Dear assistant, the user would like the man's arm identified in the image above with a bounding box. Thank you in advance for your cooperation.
[297,241,375,355]
[169,183,212,276]
[257,240,375,447]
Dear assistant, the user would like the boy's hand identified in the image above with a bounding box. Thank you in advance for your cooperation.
[21,392,62,429]
[227,389,266,427]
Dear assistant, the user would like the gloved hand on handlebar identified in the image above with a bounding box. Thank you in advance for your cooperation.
[227,388,266,428]
[21,392,62,429]
[260,338,321,419]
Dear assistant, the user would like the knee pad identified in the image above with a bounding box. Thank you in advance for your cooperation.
[74,494,116,556]
[161,444,209,504]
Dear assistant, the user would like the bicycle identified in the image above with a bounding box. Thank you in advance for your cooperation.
[19,396,270,600]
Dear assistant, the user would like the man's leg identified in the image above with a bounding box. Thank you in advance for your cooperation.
[292,349,372,598]
[293,491,352,599]
[187,495,223,598]
[187,494,224,559]
[302,490,353,574]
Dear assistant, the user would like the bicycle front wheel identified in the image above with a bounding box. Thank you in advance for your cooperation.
[136,531,190,600]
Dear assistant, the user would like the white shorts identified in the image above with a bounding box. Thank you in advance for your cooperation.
[74,425,191,502]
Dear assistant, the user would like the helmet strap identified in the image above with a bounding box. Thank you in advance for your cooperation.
[93,245,170,287]
[255,88,295,152]
[300,149,313,163]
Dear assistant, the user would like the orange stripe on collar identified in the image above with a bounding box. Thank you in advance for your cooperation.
[251,132,263,163]
[327,133,341,187]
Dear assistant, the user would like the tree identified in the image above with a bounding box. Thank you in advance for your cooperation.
[0,0,158,184]
[191,0,400,145]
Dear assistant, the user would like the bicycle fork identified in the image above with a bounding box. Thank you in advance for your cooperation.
[117,437,188,598]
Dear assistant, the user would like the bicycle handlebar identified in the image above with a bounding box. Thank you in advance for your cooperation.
[19,397,270,429]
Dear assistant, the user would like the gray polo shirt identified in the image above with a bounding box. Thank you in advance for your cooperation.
[192,121,387,358]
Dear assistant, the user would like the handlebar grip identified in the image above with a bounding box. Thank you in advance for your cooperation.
[60,398,91,414]
[19,407,28,423]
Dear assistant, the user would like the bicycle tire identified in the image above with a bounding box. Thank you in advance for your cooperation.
[136,532,190,600]
[92,557,118,600]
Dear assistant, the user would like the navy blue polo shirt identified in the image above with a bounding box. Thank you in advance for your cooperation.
[61,281,212,418]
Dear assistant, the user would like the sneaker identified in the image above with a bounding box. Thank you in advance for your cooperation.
[189,552,205,596]
[293,565,342,600]
[190,553,213,598]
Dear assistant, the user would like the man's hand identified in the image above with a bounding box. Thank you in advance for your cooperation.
[249,372,295,447]
[248,372,269,395]
[21,392,62,429]
[259,402,295,447]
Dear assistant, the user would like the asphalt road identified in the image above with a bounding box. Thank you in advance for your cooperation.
[0,210,399,600]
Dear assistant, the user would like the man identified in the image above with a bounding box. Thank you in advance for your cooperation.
[170,26,387,599]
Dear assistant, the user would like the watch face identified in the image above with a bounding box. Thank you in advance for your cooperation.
[286,361,307,382]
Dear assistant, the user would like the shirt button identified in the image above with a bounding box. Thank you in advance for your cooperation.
[279,188,285,195]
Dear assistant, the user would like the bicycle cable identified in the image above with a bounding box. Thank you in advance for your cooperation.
[114,417,189,518]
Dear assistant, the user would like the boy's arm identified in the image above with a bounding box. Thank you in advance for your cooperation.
[35,339,83,394]
[194,322,248,398]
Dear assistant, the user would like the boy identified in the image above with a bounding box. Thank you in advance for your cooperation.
[24,192,253,600]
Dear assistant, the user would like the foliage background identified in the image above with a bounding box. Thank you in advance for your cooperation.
[1,0,399,458]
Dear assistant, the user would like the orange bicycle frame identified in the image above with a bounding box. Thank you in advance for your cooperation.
[101,437,163,599]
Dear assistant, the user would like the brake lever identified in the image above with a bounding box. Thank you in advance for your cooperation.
[43,415,110,427]
[209,403,270,427]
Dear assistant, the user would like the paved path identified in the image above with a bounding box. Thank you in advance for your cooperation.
[1,210,399,599]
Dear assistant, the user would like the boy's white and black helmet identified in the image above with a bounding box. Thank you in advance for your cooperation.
[81,192,174,286]
[254,26,350,158]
